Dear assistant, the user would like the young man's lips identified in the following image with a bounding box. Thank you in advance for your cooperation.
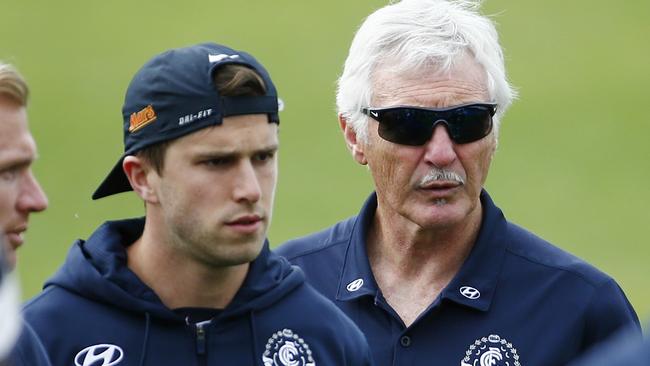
[226,216,263,234]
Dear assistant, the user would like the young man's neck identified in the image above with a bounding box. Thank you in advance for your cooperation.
[126,220,249,310]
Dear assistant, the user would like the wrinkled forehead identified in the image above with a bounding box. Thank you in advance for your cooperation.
[370,54,490,107]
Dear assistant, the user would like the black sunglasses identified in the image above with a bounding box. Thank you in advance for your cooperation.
[361,103,497,146]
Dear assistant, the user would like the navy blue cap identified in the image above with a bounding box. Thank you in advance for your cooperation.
[92,42,280,199]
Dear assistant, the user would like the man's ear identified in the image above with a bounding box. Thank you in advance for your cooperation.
[339,114,368,165]
[123,156,160,204]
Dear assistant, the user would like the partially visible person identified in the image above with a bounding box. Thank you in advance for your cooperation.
[0,62,48,267]
[276,1,640,365]
[0,239,21,364]
[21,43,372,366]
[0,62,50,366]
[570,325,650,366]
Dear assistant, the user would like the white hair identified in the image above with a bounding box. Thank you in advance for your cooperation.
[336,0,517,142]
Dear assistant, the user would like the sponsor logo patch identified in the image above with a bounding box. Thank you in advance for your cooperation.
[460,286,481,300]
[129,105,157,132]
[178,108,213,126]
[262,328,316,366]
[208,53,240,63]
[346,278,364,292]
[460,334,520,366]
[75,344,124,366]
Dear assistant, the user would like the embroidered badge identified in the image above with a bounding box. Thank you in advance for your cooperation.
[262,328,316,366]
[460,334,520,366]
[128,104,157,132]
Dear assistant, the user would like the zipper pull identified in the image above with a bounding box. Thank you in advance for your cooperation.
[195,320,210,355]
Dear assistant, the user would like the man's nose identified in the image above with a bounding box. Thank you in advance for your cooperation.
[17,170,48,213]
[232,162,262,204]
[422,124,457,168]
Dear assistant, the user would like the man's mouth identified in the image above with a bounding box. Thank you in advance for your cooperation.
[420,180,463,190]
[225,215,264,234]
[5,229,26,249]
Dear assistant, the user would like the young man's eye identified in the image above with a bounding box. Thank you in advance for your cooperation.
[254,152,275,162]
[203,157,231,166]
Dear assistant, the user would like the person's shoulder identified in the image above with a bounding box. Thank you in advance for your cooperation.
[23,284,74,314]
[10,322,52,366]
[276,216,357,260]
[504,221,613,287]
[275,281,372,362]
[569,326,650,366]
[22,283,102,332]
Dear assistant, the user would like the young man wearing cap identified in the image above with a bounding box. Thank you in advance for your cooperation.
[20,43,372,366]
[0,62,50,366]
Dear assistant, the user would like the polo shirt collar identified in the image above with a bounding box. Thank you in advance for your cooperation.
[335,190,508,312]
[440,190,508,311]
[336,193,381,301]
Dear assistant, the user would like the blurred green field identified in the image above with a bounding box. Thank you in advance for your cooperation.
[3,0,649,323]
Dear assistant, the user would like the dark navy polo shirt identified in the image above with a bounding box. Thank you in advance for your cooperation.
[276,190,640,366]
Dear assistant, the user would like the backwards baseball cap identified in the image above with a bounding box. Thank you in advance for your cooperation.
[92,42,280,199]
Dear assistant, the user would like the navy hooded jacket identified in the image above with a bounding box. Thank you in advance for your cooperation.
[21,218,373,366]
[9,323,51,366]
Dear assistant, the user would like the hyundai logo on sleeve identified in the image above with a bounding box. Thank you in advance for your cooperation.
[459,286,481,300]
[74,344,124,366]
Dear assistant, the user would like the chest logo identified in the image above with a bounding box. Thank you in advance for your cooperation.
[346,278,364,292]
[460,334,520,366]
[460,286,481,299]
[262,328,316,366]
[75,344,124,366]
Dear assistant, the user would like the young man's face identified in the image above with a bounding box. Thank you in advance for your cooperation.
[149,114,278,267]
[0,97,48,267]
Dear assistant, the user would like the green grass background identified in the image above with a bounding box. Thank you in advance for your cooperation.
[3,1,649,323]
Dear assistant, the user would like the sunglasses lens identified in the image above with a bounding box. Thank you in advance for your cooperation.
[447,106,493,144]
[371,105,493,145]
[376,109,433,146]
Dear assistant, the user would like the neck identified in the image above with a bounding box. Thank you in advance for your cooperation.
[366,201,483,326]
[127,219,248,310]
[369,206,481,278]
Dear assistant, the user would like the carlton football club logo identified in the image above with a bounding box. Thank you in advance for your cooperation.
[460,334,521,366]
[262,328,316,366]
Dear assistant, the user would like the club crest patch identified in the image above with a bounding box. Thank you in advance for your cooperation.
[460,334,520,366]
[262,328,316,366]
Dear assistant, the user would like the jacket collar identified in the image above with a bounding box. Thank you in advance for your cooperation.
[335,190,508,312]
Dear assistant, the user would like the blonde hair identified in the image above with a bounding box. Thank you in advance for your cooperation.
[0,62,29,106]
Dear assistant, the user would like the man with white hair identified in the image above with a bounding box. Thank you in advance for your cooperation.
[276,1,640,365]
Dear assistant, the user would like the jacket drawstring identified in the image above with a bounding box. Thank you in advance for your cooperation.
[249,310,259,366]
[138,312,151,366]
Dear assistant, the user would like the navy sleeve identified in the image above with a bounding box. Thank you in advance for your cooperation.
[355,327,375,366]
[582,279,640,350]
[570,327,650,366]
[10,322,51,366]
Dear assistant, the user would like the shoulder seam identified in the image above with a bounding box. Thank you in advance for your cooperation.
[22,286,58,311]
[504,247,606,288]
